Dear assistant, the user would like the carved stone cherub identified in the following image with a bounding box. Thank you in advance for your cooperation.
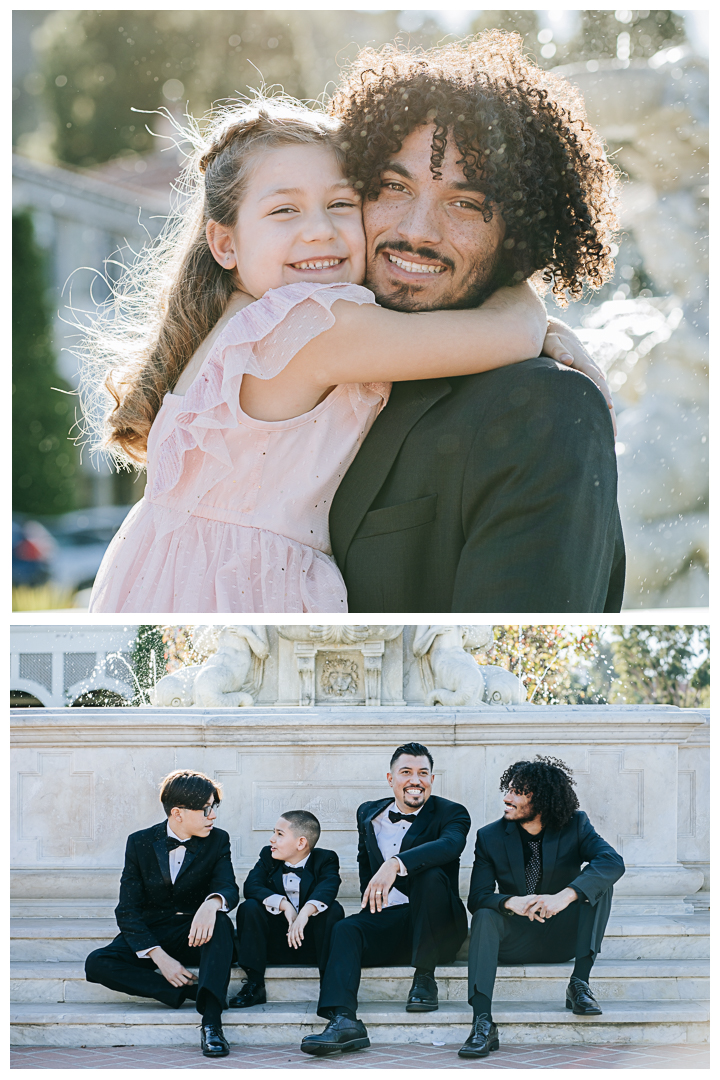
[413,625,526,706]
[149,625,269,708]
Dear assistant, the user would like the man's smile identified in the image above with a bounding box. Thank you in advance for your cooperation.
[386,252,447,276]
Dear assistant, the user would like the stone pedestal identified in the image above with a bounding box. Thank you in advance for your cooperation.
[11,705,707,917]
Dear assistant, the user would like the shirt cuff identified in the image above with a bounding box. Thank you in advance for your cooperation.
[137,945,160,958]
[572,886,588,904]
[205,893,228,912]
[263,894,286,915]
[307,899,327,914]
[392,856,408,876]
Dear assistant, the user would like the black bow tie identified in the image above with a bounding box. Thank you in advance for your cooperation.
[284,863,305,874]
[389,810,417,824]
[167,836,199,853]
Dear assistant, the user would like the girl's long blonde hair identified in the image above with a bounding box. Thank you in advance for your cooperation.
[79,96,344,466]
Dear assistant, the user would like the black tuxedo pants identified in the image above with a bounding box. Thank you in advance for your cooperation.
[236,898,345,975]
[85,911,235,1013]
[318,867,468,1017]
[467,892,611,1002]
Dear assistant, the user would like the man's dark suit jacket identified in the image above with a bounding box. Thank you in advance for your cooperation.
[114,822,239,953]
[329,359,625,612]
[243,845,341,910]
[357,795,471,897]
[468,811,625,917]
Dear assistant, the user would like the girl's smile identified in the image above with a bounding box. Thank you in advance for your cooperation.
[207,143,366,298]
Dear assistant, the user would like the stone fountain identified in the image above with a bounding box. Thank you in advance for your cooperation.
[558,49,708,607]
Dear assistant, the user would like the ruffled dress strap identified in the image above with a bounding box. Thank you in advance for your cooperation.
[147,281,382,521]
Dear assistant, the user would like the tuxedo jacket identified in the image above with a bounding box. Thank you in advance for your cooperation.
[357,795,471,897]
[467,810,625,916]
[243,845,341,911]
[329,359,625,613]
[114,822,239,953]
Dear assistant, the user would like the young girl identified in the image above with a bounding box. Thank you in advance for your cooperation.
[85,99,610,614]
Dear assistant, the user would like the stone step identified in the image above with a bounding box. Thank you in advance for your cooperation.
[10,999,709,1047]
[10,913,710,962]
[11,957,709,1005]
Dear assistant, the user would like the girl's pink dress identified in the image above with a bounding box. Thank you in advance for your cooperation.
[88,282,389,613]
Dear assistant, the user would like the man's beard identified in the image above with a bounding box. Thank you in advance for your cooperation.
[365,239,505,312]
[507,802,537,824]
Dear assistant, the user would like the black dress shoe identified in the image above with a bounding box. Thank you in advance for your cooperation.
[201,1022,230,1057]
[458,1014,500,1058]
[566,978,602,1015]
[301,1015,370,1056]
[406,972,439,1012]
[228,980,267,1008]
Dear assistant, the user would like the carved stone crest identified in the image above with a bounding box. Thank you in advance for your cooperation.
[320,654,360,698]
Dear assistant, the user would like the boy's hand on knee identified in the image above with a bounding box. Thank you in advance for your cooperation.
[287,905,313,948]
[280,897,297,928]
[188,898,221,946]
[149,947,197,988]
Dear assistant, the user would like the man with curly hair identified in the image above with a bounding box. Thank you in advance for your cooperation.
[460,756,625,1058]
[328,32,626,612]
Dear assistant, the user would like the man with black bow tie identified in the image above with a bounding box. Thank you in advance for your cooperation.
[459,756,625,1059]
[85,770,239,1058]
[229,810,344,1008]
[301,742,471,1056]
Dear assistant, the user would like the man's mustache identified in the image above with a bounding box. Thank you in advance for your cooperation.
[374,239,455,273]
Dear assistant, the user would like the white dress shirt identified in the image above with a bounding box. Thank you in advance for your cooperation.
[136,823,228,958]
[264,853,327,915]
[372,803,416,908]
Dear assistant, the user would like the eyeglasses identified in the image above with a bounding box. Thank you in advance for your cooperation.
[178,802,220,817]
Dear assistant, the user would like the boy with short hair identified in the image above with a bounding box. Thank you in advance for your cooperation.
[230,810,344,1008]
[85,770,239,1058]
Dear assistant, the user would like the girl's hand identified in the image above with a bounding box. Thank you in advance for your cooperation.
[543,318,616,437]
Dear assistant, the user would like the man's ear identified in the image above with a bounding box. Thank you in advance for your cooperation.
[206,219,237,270]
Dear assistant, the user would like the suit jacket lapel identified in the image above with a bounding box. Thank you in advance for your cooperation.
[504,822,527,896]
[271,863,287,897]
[399,796,435,853]
[364,799,393,871]
[175,842,198,883]
[540,828,560,892]
[299,853,316,908]
[152,824,172,890]
[330,379,452,572]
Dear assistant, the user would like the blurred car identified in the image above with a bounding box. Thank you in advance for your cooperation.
[44,505,132,592]
[12,517,55,586]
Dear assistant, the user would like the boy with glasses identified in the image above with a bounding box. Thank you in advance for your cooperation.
[85,770,239,1057]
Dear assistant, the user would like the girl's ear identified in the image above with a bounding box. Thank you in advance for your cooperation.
[206,220,237,270]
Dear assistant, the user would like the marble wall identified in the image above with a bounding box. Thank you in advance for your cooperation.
[11,704,708,916]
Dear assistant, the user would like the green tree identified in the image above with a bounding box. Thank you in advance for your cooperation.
[608,626,709,707]
[488,626,601,704]
[131,624,165,705]
[34,9,400,167]
[12,211,78,515]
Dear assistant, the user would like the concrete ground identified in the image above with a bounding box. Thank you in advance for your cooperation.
[10,1042,710,1069]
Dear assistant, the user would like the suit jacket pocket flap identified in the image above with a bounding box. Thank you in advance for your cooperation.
[354,494,437,539]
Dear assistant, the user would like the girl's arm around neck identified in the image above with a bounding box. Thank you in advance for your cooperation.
[302,280,547,390]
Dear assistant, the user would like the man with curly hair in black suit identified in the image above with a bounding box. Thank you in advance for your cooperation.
[328,31,626,613]
[459,756,625,1058]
